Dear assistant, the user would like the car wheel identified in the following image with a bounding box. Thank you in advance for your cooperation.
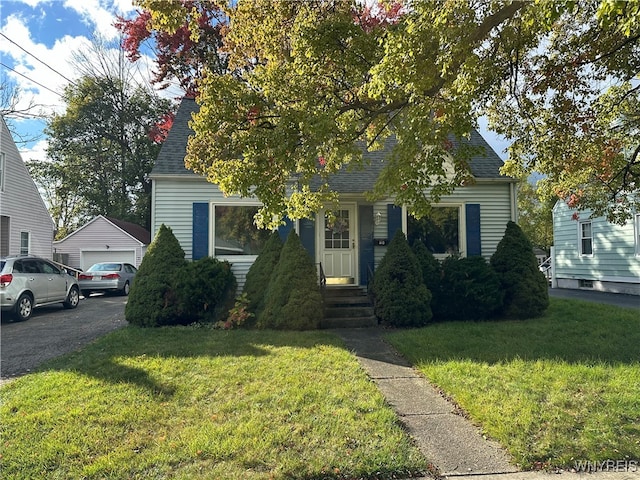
[63,286,80,309]
[120,281,130,296]
[14,293,33,321]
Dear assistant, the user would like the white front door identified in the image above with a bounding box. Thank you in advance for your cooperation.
[321,206,356,284]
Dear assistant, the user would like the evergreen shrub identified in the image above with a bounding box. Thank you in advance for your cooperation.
[242,231,283,318]
[412,241,443,317]
[258,231,322,330]
[175,257,236,324]
[490,221,550,319]
[437,255,503,321]
[125,224,186,327]
[373,231,432,327]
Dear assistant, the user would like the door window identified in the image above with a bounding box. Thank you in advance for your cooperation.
[325,210,350,249]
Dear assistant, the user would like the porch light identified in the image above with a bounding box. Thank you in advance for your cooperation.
[375,212,382,225]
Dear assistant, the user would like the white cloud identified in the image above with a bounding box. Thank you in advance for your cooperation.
[62,0,137,41]
[19,138,49,163]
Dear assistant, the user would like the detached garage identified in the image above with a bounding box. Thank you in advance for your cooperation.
[53,216,151,271]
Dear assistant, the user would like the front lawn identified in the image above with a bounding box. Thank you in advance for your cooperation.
[0,328,426,480]
[386,297,640,469]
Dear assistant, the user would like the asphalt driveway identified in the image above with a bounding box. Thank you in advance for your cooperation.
[548,287,640,310]
[1,294,127,382]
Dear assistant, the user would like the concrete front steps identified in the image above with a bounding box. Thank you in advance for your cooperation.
[320,285,378,329]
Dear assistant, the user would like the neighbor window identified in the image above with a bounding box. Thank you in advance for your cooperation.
[579,221,593,255]
[20,231,30,255]
[635,214,640,256]
[407,206,460,256]
[213,205,271,256]
[0,152,5,192]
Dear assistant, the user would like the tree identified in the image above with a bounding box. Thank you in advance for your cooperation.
[134,0,639,227]
[115,1,228,95]
[25,159,87,239]
[515,176,555,253]
[44,38,174,229]
[0,73,46,144]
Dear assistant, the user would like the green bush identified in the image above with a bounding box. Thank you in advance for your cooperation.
[373,231,432,327]
[125,224,186,327]
[412,241,443,317]
[490,221,549,319]
[257,231,322,330]
[174,257,237,325]
[436,255,503,321]
[243,231,283,318]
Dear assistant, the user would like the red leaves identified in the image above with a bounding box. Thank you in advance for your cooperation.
[148,112,175,144]
[352,1,405,33]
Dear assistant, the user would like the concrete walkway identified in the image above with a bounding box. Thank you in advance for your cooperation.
[333,327,640,480]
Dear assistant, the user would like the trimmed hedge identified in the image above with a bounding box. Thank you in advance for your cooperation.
[373,231,432,327]
[437,255,503,321]
[174,257,236,325]
[243,231,283,319]
[490,221,549,319]
[125,224,186,327]
[257,231,322,330]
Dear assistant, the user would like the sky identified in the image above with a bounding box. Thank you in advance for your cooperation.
[0,0,511,164]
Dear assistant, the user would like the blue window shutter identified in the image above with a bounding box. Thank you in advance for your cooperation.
[192,202,209,260]
[465,204,481,256]
[358,205,374,286]
[277,217,294,242]
[387,204,402,239]
[299,217,315,260]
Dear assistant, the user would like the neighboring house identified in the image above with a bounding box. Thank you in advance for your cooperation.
[0,116,54,258]
[552,200,640,295]
[150,97,518,289]
[53,215,150,270]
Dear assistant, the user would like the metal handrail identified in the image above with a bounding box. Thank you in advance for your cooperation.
[366,263,375,297]
[318,262,326,288]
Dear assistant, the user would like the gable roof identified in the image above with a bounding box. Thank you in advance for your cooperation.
[151,97,513,190]
[54,215,151,245]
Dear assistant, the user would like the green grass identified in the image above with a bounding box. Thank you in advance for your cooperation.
[386,297,640,469]
[1,328,426,480]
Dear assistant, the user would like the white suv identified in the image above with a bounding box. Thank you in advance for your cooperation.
[0,256,80,321]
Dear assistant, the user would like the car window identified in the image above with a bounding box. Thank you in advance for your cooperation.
[23,259,42,274]
[124,264,137,273]
[11,260,22,273]
[89,263,121,272]
[0,260,5,272]
[41,260,61,275]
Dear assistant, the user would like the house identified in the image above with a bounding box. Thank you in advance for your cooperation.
[0,116,54,258]
[551,200,640,295]
[53,215,150,270]
[150,97,518,288]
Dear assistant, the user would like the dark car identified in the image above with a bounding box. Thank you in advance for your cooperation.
[0,255,81,321]
[78,262,137,297]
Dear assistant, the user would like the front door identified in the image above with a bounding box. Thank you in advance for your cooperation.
[322,206,356,284]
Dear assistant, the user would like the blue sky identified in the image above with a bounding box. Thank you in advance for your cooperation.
[1,0,511,163]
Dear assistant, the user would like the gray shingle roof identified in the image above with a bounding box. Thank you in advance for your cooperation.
[151,97,512,190]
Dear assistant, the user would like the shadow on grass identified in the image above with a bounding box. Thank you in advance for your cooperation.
[39,326,344,397]
[386,297,640,366]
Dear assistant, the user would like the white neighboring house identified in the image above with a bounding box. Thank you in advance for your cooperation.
[552,200,640,295]
[53,215,150,270]
[0,116,54,258]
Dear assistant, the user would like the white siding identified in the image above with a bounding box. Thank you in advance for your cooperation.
[373,182,515,266]
[553,201,640,294]
[0,118,54,258]
[153,176,515,290]
[54,216,146,269]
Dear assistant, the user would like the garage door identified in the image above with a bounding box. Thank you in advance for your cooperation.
[81,250,136,271]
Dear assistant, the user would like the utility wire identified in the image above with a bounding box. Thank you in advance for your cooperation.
[0,61,63,97]
[0,32,77,86]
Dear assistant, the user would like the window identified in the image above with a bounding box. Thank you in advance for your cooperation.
[325,209,351,249]
[0,152,5,192]
[579,221,593,255]
[20,231,30,255]
[636,214,640,256]
[213,205,271,256]
[407,206,460,256]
